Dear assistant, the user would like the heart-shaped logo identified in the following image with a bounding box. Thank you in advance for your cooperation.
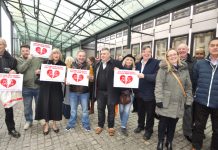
[47,69,60,78]
[0,78,16,88]
[35,47,47,55]
[72,74,84,82]
[120,75,133,84]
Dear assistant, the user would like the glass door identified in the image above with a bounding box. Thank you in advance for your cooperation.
[131,44,140,57]
[171,35,188,49]
[110,48,115,59]
[155,39,168,60]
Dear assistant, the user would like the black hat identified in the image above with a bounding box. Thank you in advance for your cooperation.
[122,54,135,62]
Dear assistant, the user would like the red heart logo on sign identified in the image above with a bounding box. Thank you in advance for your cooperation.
[120,75,133,84]
[47,69,60,78]
[35,47,47,55]
[72,74,84,82]
[0,78,16,88]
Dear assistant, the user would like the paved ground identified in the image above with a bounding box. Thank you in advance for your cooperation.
[0,102,212,150]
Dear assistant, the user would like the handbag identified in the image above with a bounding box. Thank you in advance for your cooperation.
[120,90,131,105]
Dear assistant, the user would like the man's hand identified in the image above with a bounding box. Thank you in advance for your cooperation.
[9,70,16,74]
[138,73,144,78]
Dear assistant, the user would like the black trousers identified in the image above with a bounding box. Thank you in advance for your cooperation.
[4,107,15,132]
[192,102,218,150]
[137,97,155,133]
[97,91,115,128]
[158,115,179,142]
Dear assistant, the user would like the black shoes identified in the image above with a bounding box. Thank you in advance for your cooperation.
[184,135,192,143]
[134,127,144,133]
[165,141,172,150]
[143,131,153,140]
[8,130,21,138]
[121,128,128,136]
[157,141,163,150]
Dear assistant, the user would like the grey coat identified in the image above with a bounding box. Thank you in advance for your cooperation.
[155,61,193,119]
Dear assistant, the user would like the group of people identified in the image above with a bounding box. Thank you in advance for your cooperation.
[0,36,217,150]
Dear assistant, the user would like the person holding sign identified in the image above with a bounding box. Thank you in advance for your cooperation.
[65,50,92,131]
[119,54,136,136]
[35,48,66,135]
[0,37,21,138]
[155,49,192,150]
[16,44,43,130]
[134,46,160,141]
[93,48,122,136]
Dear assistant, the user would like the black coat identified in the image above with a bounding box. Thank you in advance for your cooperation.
[0,50,17,73]
[93,58,122,104]
[35,60,66,121]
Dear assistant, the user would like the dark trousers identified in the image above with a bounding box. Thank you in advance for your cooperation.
[97,91,115,128]
[158,115,179,142]
[132,96,137,111]
[183,104,193,137]
[4,107,15,132]
[137,98,155,133]
[192,102,218,150]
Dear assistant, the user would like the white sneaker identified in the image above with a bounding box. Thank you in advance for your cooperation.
[24,122,32,130]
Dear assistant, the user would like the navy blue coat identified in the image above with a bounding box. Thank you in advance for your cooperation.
[193,56,218,108]
[136,58,160,101]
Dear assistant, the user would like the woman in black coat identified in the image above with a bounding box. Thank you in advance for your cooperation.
[35,48,65,135]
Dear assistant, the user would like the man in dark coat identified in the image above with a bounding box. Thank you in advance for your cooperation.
[192,38,218,150]
[0,37,20,138]
[93,48,122,136]
[177,43,196,142]
[134,47,160,141]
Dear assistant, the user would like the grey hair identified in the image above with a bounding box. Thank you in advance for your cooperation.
[49,48,62,60]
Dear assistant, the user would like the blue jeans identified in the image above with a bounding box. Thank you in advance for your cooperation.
[22,87,39,123]
[67,92,90,128]
[119,95,133,128]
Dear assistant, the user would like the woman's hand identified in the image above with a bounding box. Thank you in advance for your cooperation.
[9,70,16,74]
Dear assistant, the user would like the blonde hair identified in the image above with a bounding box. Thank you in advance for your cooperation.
[122,57,136,70]
[65,56,74,68]
[0,37,7,47]
[49,48,62,61]
[165,49,182,72]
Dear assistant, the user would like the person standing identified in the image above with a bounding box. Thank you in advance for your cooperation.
[134,46,159,141]
[155,49,193,150]
[35,48,65,135]
[192,38,218,150]
[65,50,92,131]
[177,43,195,142]
[94,48,122,136]
[0,37,20,138]
[119,54,135,136]
[17,44,42,130]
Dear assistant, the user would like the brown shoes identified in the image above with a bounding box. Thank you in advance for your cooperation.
[95,127,103,134]
[108,128,115,136]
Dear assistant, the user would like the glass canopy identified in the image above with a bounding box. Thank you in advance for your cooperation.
[3,0,161,50]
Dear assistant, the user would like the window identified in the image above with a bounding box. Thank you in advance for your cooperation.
[131,44,140,57]
[156,14,170,26]
[110,48,115,59]
[110,34,115,40]
[123,30,128,36]
[173,7,190,21]
[142,20,154,30]
[193,31,215,56]
[116,32,122,38]
[142,41,152,50]
[155,39,168,60]
[171,35,188,49]
[194,0,217,14]
[116,47,122,59]
[123,46,131,56]
[132,25,141,32]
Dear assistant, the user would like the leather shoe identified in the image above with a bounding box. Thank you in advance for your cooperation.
[143,131,153,140]
[134,127,144,133]
[165,141,172,150]
[157,141,163,150]
[9,130,21,138]
[184,135,192,142]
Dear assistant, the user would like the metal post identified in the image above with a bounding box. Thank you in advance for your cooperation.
[94,37,97,57]
[127,19,131,50]
[0,1,2,37]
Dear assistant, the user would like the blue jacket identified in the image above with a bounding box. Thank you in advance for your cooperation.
[193,56,218,108]
[136,58,160,101]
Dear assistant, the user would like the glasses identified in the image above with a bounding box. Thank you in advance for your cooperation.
[167,53,178,57]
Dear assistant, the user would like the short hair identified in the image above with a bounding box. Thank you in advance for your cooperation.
[0,37,7,47]
[195,48,205,54]
[101,47,110,52]
[209,37,218,45]
[77,49,86,55]
[142,46,152,53]
[88,56,95,63]
[20,44,30,49]
[49,48,62,60]
[177,43,189,50]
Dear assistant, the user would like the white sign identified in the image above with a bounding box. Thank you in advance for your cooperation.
[30,41,52,58]
[66,69,90,86]
[113,70,139,88]
[0,73,23,91]
[40,64,66,82]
